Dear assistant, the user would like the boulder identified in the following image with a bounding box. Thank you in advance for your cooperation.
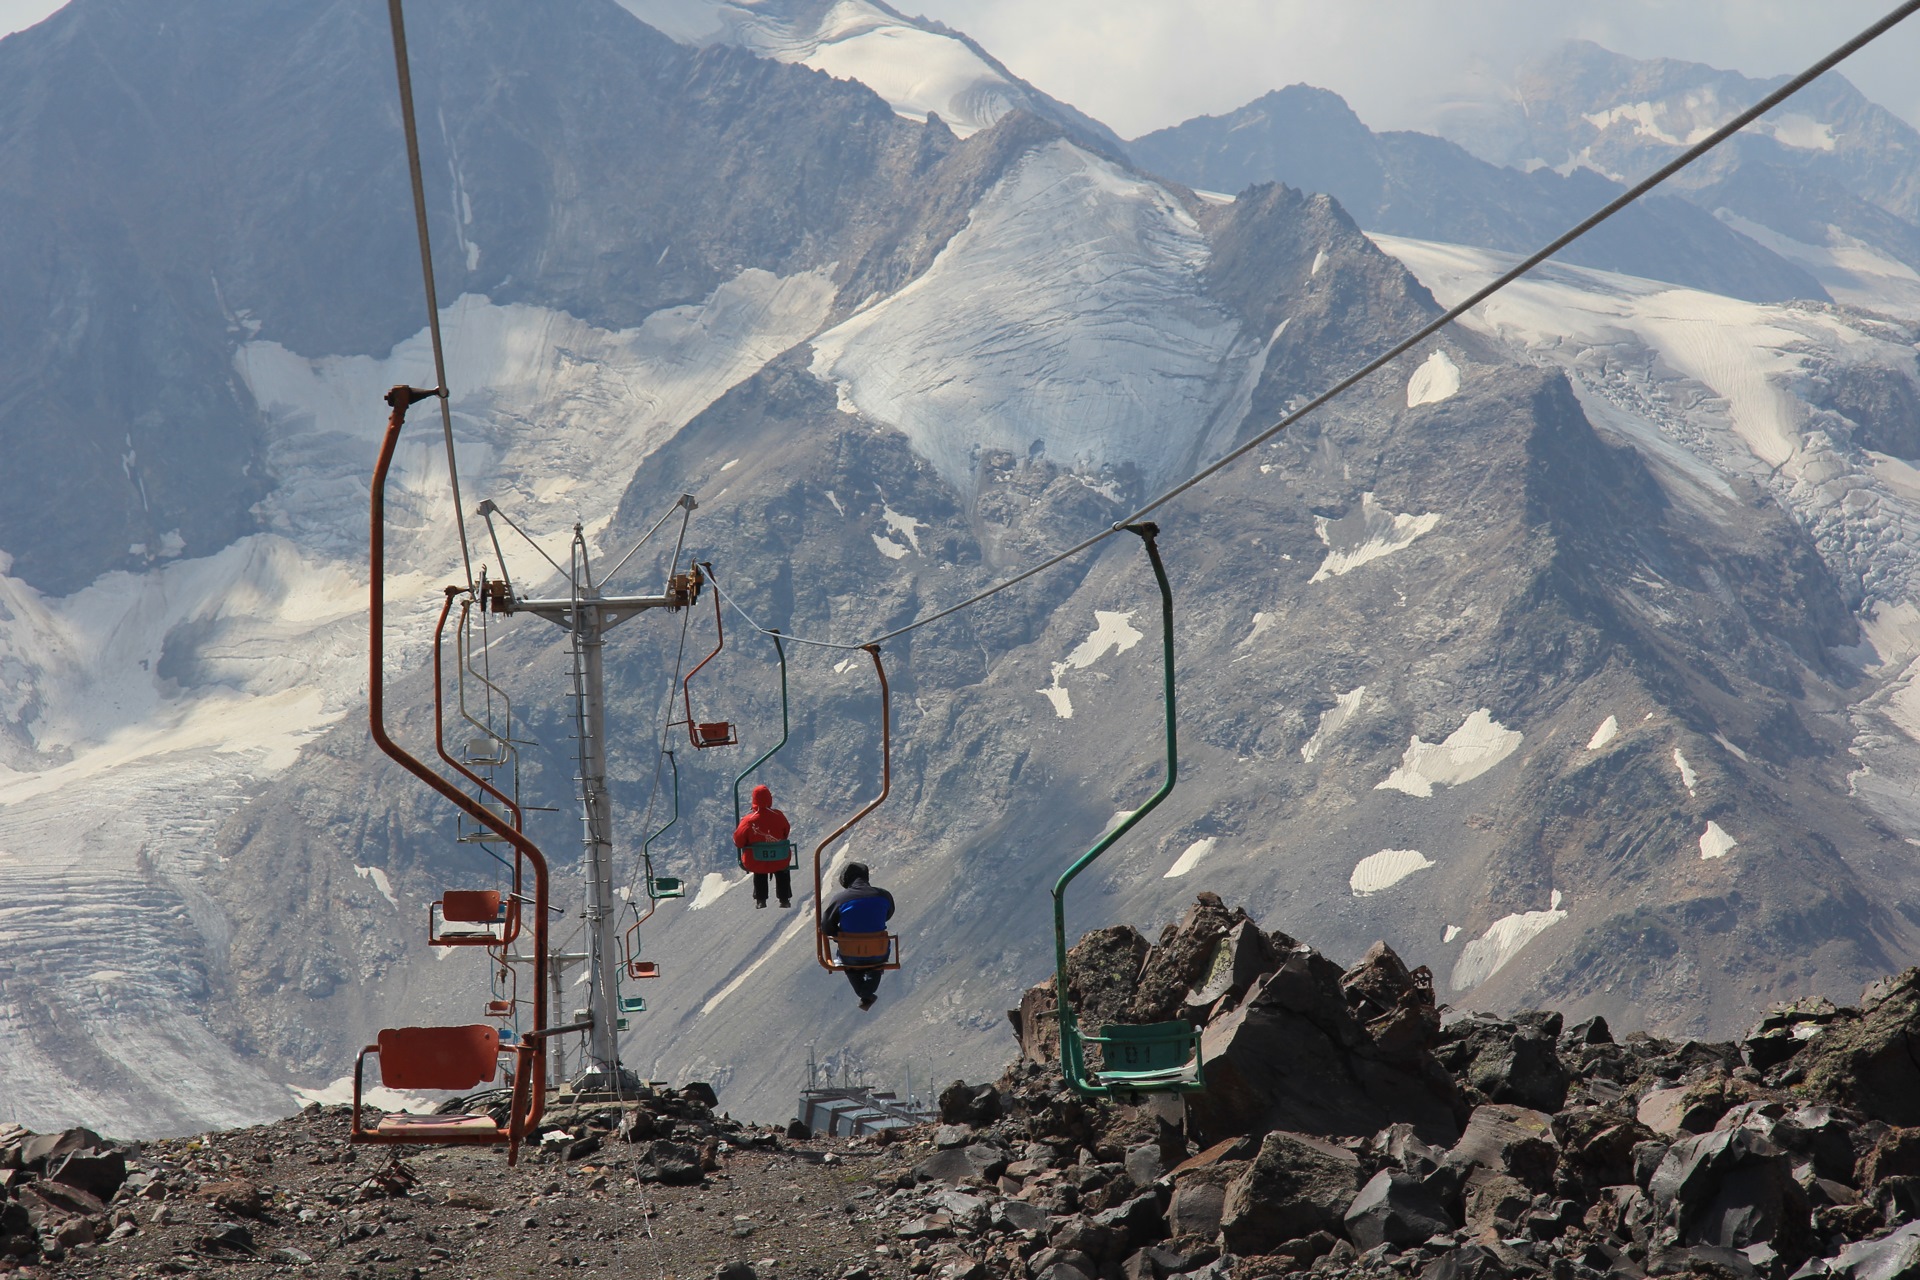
[1176,919,1282,1022]
[1649,1126,1810,1249]
[1744,998,1849,1072]
[1012,927,1152,1066]
[992,1199,1050,1234]
[1345,1169,1457,1250]
[1435,1014,1569,1113]
[1342,942,1442,1056]
[46,1149,126,1201]
[939,1082,1003,1128]
[1446,1105,1559,1193]
[1792,1220,1920,1280]
[1184,947,1466,1146]
[16,1130,104,1173]
[1219,1131,1364,1256]
[1123,1143,1166,1188]
[1800,971,1920,1126]
[1129,896,1259,1022]
[637,1140,704,1186]
[915,1144,1011,1186]
[1166,1177,1231,1238]
[1864,1131,1920,1189]
[1093,1193,1167,1253]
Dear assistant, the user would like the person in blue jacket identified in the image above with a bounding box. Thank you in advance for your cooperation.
[820,862,895,1010]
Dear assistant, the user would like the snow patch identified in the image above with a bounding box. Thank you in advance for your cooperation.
[1699,821,1737,860]
[1587,715,1619,750]
[1301,686,1365,763]
[872,533,910,560]
[354,865,398,908]
[1349,849,1435,896]
[824,489,845,515]
[1310,249,1328,277]
[1714,734,1750,762]
[1038,610,1144,718]
[810,140,1264,490]
[1443,925,1461,943]
[881,505,926,553]
[1377,709,1522,797]
[1310,493,1440,582]
[1673,748,1697,797]
[689,872,742,911]
[1164,838,1217,879]
[1451,891,1568,991]
[1406,350,1461,407]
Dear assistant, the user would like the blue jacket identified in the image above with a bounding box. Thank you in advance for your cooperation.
[821,880,894,936]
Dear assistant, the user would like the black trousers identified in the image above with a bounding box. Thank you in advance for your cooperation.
[843,965,883,1000]
[752,867,791,904]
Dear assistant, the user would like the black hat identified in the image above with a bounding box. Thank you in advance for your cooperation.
[841,862,871,889]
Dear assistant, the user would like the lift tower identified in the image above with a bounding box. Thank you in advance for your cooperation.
[478,497,697,1089]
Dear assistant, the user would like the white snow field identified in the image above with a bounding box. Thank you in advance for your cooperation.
[812,140,1268,490]
[614,0,1030,137]
[1699,822,1738,860]
[1377,709,1523,798]
[1038,609,1145,720]
[1301,686,1366,763]
[1451,890,1569,991]
[1406,350,1462,406]
[1587,715,1620,750]
[1164,837,1218,879]
[1349,849,1436,896]
[1309,493,1441,582]
[0,271,837,1134]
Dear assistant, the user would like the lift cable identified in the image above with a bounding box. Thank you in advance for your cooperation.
[385,0,475,592]
[699,0,1920,654]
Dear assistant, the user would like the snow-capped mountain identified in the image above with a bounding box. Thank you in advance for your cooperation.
[1433,41,1920,319]
[5,1,1920,1138]
[1127,84,1828,305]
[613,0,1123,149]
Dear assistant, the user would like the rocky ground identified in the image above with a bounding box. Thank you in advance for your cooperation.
[11,895,1920,1280]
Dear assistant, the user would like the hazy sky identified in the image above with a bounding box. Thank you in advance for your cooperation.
[4,1,1918,139]
[905,0,1920,139]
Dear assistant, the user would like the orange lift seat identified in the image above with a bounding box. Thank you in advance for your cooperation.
[429,890,508,946]
[351,1024,515,1146]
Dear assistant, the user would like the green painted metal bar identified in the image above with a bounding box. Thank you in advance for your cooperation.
[732,630,791,825]
[643,749,679,888]
[1051,522,1178,1095]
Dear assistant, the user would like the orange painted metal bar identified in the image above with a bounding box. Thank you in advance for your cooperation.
[366,385,550,1159]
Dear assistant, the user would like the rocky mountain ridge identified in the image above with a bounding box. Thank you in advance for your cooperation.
[13,901,1920,1280]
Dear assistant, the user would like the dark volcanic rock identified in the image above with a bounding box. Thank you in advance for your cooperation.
[1799,972,1920,1126]
[1185,942,1467,1146]
[1218,1131,1363,1256]
[1344,1168,1458,1249]
[1650,1126,1810,1249]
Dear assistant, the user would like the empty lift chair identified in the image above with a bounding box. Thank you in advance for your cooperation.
[1051,523,1203,1098]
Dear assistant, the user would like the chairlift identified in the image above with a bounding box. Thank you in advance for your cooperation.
[1051,524,1203,1098]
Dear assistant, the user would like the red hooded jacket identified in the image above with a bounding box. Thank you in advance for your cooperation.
[734,784,790,848]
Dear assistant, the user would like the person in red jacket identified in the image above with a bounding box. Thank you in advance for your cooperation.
[734,783,793,909]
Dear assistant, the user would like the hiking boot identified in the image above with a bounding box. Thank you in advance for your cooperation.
[754,899,767,909]
[859,996,877,1011]
[778,899,792,908]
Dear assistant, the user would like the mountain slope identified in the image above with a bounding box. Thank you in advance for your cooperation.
[1126,84,1828,306]
[1442,40,1920,318]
